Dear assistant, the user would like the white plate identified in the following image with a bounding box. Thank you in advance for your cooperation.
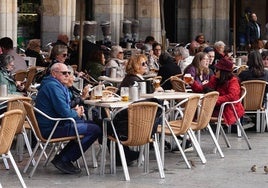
[164,89,175,93]
[99,98,121,103]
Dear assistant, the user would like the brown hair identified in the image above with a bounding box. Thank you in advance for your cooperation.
[125,54,147,75]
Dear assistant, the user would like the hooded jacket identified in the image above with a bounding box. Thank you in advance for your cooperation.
[35,75,79,136]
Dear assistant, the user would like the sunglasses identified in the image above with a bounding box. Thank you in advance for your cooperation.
[55,71,71,75]
[62,53,68,57]
[141,62,147,66]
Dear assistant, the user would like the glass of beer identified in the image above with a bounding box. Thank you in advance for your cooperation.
[94,85,103,99]
[183,73,193,84]
[153,79,161,88]
[120,87,129,102]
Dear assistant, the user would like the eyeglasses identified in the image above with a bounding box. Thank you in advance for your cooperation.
[119,52,124,54]
[62,53,68,57]
[141,62,147,66]
[55,71,71,75]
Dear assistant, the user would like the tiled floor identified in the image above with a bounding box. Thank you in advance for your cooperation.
[1,130,268,188]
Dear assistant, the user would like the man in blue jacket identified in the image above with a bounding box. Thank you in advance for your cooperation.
[35,62,101,174]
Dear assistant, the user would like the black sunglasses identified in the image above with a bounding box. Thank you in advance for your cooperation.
[141,62,147,66]
[55,71,71,75]
[62,53,68,57]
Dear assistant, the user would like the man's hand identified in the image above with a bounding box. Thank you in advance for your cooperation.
[74,105,84,117]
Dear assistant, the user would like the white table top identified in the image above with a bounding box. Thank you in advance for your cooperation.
[0,93,24,101]
[140,91,203,100]
[84,99,131,108]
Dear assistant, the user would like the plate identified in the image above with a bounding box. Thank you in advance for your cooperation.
[99,97,121,103]
[164,89,175,93]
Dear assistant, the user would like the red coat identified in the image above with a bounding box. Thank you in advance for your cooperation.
[191,76,245,125]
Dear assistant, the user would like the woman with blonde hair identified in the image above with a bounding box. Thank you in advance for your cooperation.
[118,54,148,91]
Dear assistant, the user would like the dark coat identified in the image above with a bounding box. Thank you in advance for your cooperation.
[246,21,261,45]
[157,61,181,90]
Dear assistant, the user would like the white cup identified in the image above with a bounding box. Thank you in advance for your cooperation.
[0,84,7,97]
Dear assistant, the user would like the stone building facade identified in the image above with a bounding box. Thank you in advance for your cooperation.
[0,0,267,49]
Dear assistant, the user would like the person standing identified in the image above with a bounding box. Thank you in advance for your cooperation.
[246,13,261,49]
[0,37,27,74]
[35,62,101,174]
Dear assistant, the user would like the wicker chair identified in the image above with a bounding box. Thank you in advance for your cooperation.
[157,95,203,168]
[101,101,165,181]
[241,80,267,132]
[0,96,34,167]
[189,91,224,158]
[0,109,26,188]
[22,101,89,178]
[170,76,187,92]
[24,66,37,93]
[210,86,252,151]
[14,70,27,82]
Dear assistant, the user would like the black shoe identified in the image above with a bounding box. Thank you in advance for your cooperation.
[171,140,193,153]
[164,141,171,150]
[116,151,139,166]
[51,156,81,174]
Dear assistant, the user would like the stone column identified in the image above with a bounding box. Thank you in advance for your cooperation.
[0,0,18,46]
[190,0,229,45]
[41,0,76,46]
[136,0,161,43]
[110,0,124,44]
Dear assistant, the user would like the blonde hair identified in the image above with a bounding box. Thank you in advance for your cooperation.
[125,54,147,75]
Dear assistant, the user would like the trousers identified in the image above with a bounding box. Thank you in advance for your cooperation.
[45,119,102,162]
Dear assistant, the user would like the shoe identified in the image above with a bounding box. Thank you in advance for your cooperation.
[164,141,171,150]
[51,155,81,174]
[171,140,193,153]
[116,151,139,166]
[243,122,255,130]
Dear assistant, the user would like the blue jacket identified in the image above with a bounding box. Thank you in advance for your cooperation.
[35,75,79,135]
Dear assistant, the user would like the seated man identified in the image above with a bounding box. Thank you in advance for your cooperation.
[35,63,101,174]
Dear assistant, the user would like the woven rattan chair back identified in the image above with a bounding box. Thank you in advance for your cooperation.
[24,66,37,91]
[175,95,200,133]
[194,91,219,130]
[241,80,266,110]
[14,70,27,82]
[170,76,186,92]
[6,97,32,134]
[0,109,23,154]
[121,102,158,146]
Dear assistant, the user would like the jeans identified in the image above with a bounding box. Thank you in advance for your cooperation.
[46,119,102,162]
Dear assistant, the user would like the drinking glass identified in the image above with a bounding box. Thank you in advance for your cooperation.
[120,87,129,101]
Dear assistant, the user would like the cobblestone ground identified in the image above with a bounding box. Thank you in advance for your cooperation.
[1,131,268,188]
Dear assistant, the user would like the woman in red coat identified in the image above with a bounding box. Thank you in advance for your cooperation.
[190,57,244,125]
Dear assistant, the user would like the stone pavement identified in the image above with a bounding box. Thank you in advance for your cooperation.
[1,131,268,188]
